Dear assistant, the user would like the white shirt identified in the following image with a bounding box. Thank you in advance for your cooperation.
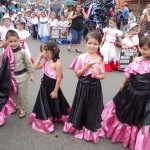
[31,17,38,25]
[48,18,58,27]
[58,20,69,27]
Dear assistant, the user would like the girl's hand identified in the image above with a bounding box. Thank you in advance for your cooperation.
[91,66,98,78]
[120,84,124,91]
[85,60,96,68]
[50,91,58,99]
[30,74,35,83]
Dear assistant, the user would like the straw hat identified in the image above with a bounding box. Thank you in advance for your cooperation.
[2,13,11,21]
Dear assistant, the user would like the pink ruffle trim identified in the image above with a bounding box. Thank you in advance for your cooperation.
[101,100,150,150]
[29,113,70,133]
[63,122,105,143]
[0,96,15,126]
[124,59,150,78]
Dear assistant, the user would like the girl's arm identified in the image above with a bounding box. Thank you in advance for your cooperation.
[82,9,88,20]
[120,76,128,91]
[138,15,144,33]
[50,61,62,99]
[101,32,107,46]
[75,61,96,77]
[118,36,122,46]
[34,54,43,69]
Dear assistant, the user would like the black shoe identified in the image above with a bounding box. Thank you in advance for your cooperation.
[75,49,82,53]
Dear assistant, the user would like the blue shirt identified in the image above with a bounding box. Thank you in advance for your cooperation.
[122,7,129,19]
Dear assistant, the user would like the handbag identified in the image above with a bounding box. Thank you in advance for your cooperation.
[123,19,128,25]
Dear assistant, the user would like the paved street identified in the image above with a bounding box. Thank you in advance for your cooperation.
[0,37,129,150]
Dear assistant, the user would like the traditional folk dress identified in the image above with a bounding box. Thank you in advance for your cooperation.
[63,53,105,143]
[101,59,150,150]
[29,60,70,133]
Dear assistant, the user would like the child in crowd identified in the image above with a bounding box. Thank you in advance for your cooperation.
[29,40,70,133]
[122,28,137,49]
[5,30,34,118]
[48,12,58,27]
[64,31,105,143]
[101,35,150,150]
[0,13,14,41]
[38,11,50,42]
[31,12,38,40]
[101,17,122,72]
[15,20,34,63]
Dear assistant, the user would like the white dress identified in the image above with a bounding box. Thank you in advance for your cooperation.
[101,27,122,64]
[15,29,31,58]
[38,17,50,42]
[122,38,135,48]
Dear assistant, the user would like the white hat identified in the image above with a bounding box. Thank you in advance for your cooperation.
[129,23,138,30]
[2,13,11,21]
[18,12,23,15]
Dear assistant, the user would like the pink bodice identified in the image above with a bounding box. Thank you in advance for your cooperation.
[42,61,57,79]
[70,53,104,76]
[124,59,150,78]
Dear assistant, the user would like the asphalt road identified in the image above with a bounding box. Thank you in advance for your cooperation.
[0,37,130,150]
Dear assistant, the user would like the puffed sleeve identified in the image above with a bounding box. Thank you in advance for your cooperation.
[103,27,108,33]
[117,30,122,37]
[70,54,85,72]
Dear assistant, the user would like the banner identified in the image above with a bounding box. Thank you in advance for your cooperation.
[119,48,139,70]
[50,27,67,39]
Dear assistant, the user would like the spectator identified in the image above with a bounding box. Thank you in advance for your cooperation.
[120,3,129,37]
[139,2,150,39]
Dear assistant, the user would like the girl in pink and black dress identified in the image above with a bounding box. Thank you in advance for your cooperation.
[0,45,16,126]
[64,31,105,143]
[29,41,70,133]
[101,35,150,150]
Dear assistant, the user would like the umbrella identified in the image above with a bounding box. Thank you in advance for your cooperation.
[60,0,77,6]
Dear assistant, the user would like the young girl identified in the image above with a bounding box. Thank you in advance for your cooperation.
[48,12,58,27]
[15,20,34,64]
[29,41,70,133]
[101,17,122,72]
[63,31,105,143]
[101,35,150,150]
[5,30,34,118]
[122,28,137,49]
[38,11,50,42]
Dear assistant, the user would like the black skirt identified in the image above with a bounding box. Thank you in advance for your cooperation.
[114,73,150,126]
[68,75,104,132]
[32,74,70,121]
[0,56,11,111]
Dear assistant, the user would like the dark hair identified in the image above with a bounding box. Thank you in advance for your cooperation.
[73,4,82,11]
[109,17,117,23]
[139,35,150,49]
[146,2,150,7]
[41,40,60,62]
[16,20,25,29]
[5,30,19,40]
[85,30,103,59]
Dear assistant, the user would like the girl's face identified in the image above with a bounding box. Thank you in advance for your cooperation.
[6,36,20,50]
[41,48,53,59]
[86,37,100,53]
[139,45,150,58]
[16,22,24,30]
[147,4,150,13]
[109,20,116,28]
[3,19,11,27]
[51,14,56,19]
[128,30,135,38]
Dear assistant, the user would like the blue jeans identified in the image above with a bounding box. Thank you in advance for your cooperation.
[120,24,126,38]
[70,28,84,44]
